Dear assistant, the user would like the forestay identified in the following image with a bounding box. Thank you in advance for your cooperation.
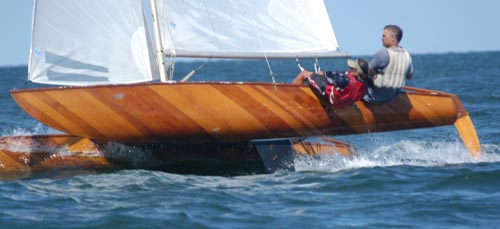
[156,0,348,59]
[28,0,158,86]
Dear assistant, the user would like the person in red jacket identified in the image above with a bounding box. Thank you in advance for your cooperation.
[292,59,370,109]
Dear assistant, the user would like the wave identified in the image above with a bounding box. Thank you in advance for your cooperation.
[294,140,500,173]
[2,125,499,179]
[1,124,57,136]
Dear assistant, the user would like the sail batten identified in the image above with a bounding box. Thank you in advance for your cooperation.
[157,0,346,59]
[29,0,158,86]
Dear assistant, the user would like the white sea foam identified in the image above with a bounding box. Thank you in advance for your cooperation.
[1,123,61,137]
[293,140,500,173]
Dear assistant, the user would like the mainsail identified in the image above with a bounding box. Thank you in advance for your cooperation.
[27,0,346,85]
[156,0,348,59]
[28,0,158,86]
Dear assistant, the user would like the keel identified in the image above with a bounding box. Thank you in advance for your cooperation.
[254,139,296,173]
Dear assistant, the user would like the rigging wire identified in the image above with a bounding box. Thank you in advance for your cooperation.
[296,57,305,71]
[314,56,321,73]
[202,0,222,56]
[166,51,176,81]
[245,2,277,90]
[181,58,211,82]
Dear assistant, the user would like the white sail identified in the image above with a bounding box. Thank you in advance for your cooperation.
[156,0,348,59]
[28,0,158,86]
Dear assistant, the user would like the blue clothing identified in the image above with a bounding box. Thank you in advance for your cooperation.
[363,86,400,103]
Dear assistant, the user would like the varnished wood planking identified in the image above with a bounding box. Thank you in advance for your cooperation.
[13,92,83,135]
[292,137,353,157]
[41,89,110,137]
[340,91,457,133]
[406,96,455,126]
[150,84,275,141]
[249,84,328,134]
[215,85,299,134]
[11,83,463,143]
[53,89,146,139]
[113,85,215,140]
[90,87,161,138]
[227,84,320,135]
[296,86,332,124]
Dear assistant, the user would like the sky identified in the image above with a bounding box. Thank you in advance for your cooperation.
[1,0,500,67]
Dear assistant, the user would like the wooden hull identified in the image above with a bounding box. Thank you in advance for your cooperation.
[0,135,352,179]
[10,82,467,143]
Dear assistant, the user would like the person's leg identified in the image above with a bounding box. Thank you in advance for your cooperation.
[363,87,376,103]
[292,70,314,85]
[363,87,400,103]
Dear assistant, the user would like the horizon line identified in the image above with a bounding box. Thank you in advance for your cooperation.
[1,49,499,68]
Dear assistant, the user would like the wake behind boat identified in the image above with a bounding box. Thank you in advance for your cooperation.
[4,0,480,177]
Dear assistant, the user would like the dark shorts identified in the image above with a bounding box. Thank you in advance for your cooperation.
[363,86,400,103]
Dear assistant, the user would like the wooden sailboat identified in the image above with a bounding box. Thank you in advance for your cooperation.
[10,84,477,148]
[4,0,480,177]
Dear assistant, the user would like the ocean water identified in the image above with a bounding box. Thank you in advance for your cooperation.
[1,51,500,228]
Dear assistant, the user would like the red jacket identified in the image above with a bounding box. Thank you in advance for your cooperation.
[325,74,367,109]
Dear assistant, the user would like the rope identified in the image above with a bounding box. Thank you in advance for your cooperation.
[314,56,321,73]
[181,58,211,82]
[165,50,176,81]
[202,0,222,54]
[296,57,305,71]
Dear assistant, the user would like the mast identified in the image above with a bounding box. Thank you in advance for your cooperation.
[27,0,39,82]
[150,0,167,82]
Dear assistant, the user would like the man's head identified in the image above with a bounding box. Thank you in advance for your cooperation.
[347,59,369,78]
[382,25,403,47]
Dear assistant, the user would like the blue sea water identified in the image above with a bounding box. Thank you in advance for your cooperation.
[0,51,500,228]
